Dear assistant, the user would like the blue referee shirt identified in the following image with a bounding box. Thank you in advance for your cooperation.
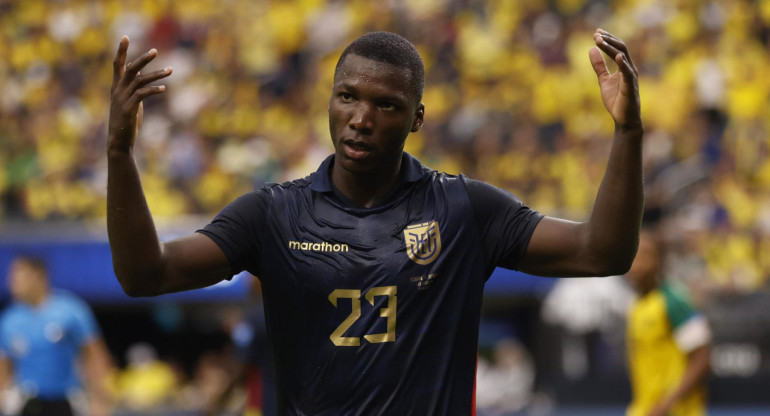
[0,290,99,399]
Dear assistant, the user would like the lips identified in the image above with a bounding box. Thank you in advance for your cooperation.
[343,139,372,150]
[342,139,373,159]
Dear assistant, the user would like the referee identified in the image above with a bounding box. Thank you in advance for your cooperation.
[0,256,112,416]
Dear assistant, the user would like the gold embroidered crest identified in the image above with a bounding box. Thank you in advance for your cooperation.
[404,221,441,265]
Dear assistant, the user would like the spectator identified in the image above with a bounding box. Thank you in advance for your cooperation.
[114,342,177,412]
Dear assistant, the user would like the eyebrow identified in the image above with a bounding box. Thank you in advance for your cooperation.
[335,83,410,107]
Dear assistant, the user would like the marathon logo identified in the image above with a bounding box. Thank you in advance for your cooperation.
[288,240,349,252]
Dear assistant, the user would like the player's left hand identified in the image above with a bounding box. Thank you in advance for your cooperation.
[589,29,642,130]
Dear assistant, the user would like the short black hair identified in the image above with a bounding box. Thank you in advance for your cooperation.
[335,31,425,103]
[14,255,48,278]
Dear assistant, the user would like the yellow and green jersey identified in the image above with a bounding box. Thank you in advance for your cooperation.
[626,284,710,416]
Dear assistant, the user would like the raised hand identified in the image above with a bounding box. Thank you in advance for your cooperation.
[108,35,172,153]
[589,29,641,129]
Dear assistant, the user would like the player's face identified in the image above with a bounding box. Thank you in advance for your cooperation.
[625,233,660,295]
[328,54,424,174]
[8,260,45,303]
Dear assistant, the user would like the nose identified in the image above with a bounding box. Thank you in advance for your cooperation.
[349,102,374,133]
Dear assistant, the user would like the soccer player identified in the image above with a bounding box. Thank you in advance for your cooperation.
[107,30,643,414]
[625,231,711,416]
[0,256,113,416]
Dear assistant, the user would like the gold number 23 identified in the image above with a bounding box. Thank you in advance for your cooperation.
[328,286,397,347]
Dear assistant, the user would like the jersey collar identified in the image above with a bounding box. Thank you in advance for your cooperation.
[309,152,425,193]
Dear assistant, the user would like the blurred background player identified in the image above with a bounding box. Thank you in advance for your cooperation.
[206,278,275,416]
[0,256,112,416]
[625,231,712,416]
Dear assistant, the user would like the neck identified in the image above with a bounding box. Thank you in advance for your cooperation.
[635,281,659,297]
[636,287,654,297]
[26,289,48,307]
[331,155,403,208]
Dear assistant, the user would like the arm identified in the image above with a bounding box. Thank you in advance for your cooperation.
[518,29,643,277]
[0,356,11,409]
[648,344,711,416]
[107,35,231,296]
[80,339,114,416]
[0,357,10,391]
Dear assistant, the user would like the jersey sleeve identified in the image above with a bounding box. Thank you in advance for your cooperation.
[0,314,10,357]
[196,188,271,277]
[463,178,544,272]
[662,285,712,352]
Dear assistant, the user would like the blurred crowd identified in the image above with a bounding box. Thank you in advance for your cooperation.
[1,0,770,294]
[102,340,248,416]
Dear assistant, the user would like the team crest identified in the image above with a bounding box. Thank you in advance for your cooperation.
[404,221,442,265]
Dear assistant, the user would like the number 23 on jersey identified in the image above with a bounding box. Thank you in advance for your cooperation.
[328,286,397,347]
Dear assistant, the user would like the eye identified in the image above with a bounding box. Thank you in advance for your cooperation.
[377,102,397,111]
[340,93,355,102]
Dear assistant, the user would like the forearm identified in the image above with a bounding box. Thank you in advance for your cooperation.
[0,358,11,391]
[585,123,644,274]
[81,340,115,416]
[660,345,710,411]
[107,147,166,296]
[0,357,12,410]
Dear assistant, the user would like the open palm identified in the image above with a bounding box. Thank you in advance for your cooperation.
[589,30,641,129]
[108,36,171,153]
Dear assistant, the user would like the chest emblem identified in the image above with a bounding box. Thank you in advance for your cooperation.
[404,221,442,265]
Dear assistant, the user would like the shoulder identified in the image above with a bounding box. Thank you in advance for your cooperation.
[49,290,91,312]
[50,289,82,303]
[221,179,310,212]
[403,153,468,190]
[267,175,313,191]
[660,284,698,326]
[421,167,470,192]
[0,304,24,327]
[416,171,477,211]
[255,176,314,201]
[660,283,694,309]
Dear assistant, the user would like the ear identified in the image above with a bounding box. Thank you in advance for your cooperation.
[411,103,425,132]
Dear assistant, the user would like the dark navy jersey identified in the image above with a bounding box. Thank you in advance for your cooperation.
[198,153,542,415]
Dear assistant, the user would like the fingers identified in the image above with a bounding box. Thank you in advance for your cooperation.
[111,39,171,109]
[123,48,159,85]
[126,85,166,109]
[613,52,637,85]
[588,47,609,84]
[596,29,638,76]
[592,29,638,83]
[593,32,622,62]
[112,36,166,93]
[128,67,173,91]
[595,31,629,56]
[112,36,129,90]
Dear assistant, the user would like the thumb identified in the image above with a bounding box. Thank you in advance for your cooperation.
[137,102,144,130]
[589,47,609,84]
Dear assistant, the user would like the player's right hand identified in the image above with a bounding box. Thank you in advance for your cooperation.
[108,35,172,154]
